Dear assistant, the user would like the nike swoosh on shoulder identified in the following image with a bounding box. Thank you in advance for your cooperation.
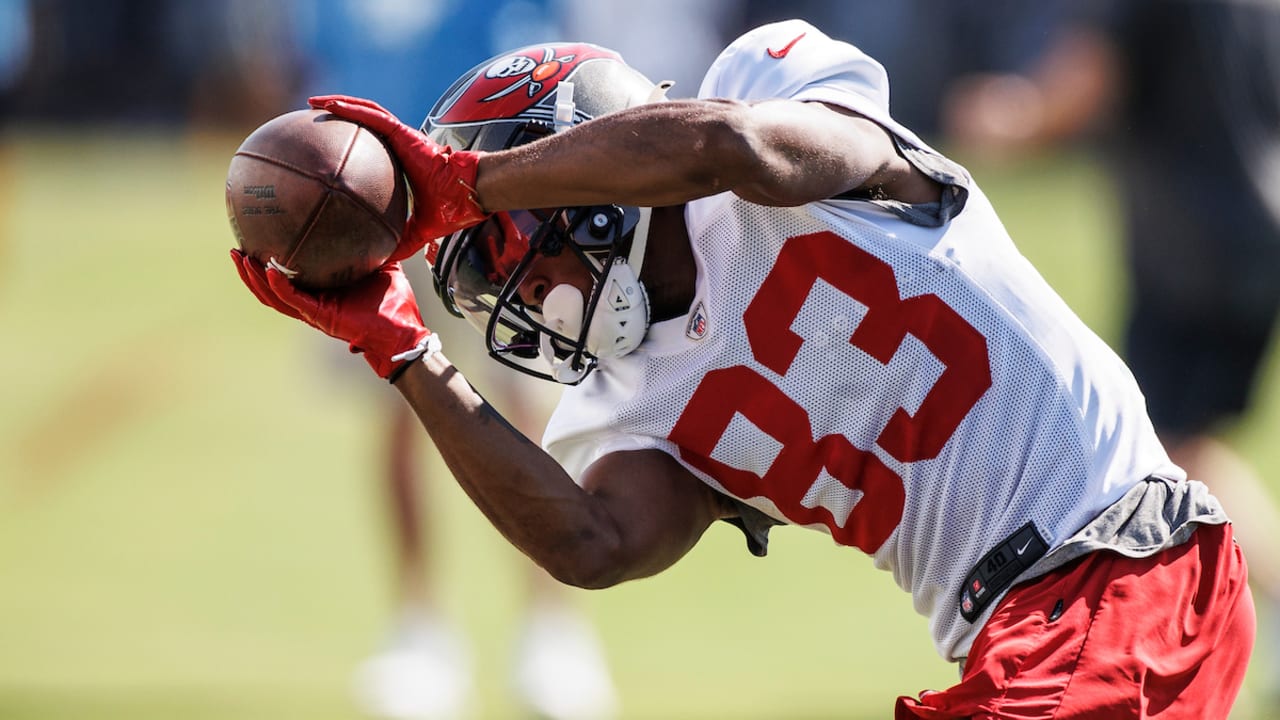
[766,32,807,59]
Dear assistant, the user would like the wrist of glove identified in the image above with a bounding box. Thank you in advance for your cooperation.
[308,95,489,262]
[231,249,440,380]
[385,333,443,383]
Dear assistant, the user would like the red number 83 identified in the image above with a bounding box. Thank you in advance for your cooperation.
[668,231,991,553]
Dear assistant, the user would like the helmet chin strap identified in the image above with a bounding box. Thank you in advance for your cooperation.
[584,205,652,360]
[629,206,652,275]
[536,207,653,381]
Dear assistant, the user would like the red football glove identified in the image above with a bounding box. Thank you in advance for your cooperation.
[308,94,488,263]
[231,249,439,380]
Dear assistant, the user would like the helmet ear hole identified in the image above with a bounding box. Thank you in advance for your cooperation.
[587,210,614,240]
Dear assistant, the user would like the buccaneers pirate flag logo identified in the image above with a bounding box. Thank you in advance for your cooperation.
[433,44,621,126]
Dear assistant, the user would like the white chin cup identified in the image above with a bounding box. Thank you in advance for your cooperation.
[541,283,586,339]
[539,284,591,384]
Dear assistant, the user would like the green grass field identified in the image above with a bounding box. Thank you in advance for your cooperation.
[0,131,1275,719]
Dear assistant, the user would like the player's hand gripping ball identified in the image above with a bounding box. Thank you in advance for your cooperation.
[226,109,409,289]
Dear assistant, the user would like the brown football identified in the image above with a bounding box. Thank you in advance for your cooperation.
[226,108,407,289]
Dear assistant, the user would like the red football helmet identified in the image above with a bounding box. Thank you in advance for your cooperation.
[422,43,667,384]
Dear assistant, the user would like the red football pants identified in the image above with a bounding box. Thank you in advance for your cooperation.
[896,522,1255,720]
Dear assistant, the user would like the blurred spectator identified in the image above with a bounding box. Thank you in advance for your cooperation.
[9,0,301,130]
[0,0,30,112]
[292,2,617,718]
[0,0,28,280]
[557,0,740,99]
[180,1,306,131]
[292,0,558,119]
[734,0,1068,140]
[939,0,1280,708]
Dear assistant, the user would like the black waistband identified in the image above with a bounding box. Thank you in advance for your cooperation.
[959,522,1048,623]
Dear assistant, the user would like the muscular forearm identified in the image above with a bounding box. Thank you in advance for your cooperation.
[392,353,726,589]
[392,353,624,586]
[474,100,742,211]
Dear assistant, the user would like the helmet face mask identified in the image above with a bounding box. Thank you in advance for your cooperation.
[421,42,662,383]
[437,204,642,384]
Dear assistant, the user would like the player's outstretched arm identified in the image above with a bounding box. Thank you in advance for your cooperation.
[474,98,940,211]
[233,249,725,586]
[316,92,937,222]
[393,357,731,588]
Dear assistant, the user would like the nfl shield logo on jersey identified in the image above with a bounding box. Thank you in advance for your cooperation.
[686,301,708,340]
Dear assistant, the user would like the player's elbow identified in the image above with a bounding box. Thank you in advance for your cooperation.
[541,542,630,590]
[543,529,697,590]
[546,565,621,591]
[707,120,821,206]
[537,522,658,590]
[675,100,783,201]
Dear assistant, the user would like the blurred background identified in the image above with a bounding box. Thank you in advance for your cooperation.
[0,0,1277,718]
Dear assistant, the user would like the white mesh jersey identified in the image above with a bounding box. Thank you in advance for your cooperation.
[541,20,1181,661]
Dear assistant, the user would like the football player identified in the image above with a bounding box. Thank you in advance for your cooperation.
[233,19,1255,718]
